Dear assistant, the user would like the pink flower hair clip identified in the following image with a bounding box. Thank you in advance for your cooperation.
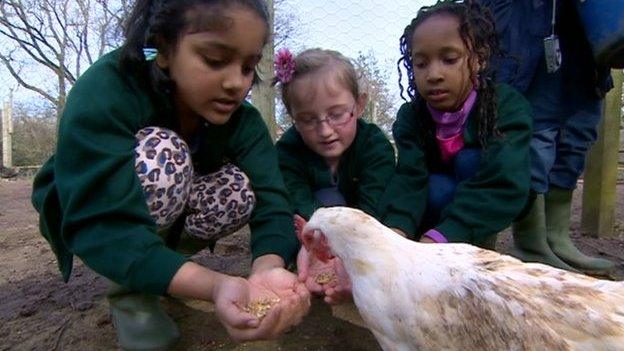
[274,48,296,84]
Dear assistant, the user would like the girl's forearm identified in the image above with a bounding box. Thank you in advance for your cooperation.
[167,261,226,301]
[251,254,285,274]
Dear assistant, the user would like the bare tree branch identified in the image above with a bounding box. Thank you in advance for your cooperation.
[354,51,396,134]
[0,2,63,76]
[0,0,125,118]
[274,0,301,48]
[45,0,64,49]
[0,53,57,104]
[76,0,93,65]
[10,1,60,63]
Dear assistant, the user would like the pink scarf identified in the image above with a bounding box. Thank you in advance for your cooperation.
[427,89,477,139]
[427,90,477,163]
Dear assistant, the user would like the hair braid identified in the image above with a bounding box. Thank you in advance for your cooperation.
[397,16,419,102]
[463,0,503,147]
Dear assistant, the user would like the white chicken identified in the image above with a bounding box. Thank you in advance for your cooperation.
[301,207,624,351]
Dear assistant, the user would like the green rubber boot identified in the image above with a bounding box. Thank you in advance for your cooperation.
[107,282,180,351]
[509,194,576,271]
[545,187,615,273]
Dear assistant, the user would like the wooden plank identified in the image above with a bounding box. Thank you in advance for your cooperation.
[581,69,623,237]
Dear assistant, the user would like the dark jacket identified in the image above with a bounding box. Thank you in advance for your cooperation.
[481,0,612,98]
[381,84,532,243]
[276,119,395,220]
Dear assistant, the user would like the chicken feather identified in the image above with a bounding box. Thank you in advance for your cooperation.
[303,207,624,351]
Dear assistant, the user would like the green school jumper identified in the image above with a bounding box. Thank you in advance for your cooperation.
[381,84,532,243]
[276,119,395,220]
[31,50,298,295]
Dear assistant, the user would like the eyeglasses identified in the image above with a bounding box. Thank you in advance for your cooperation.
[294,105,355,131]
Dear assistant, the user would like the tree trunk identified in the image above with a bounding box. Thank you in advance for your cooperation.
[251,0,277,140]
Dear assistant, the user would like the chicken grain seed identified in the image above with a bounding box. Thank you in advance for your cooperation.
[243,297,280,318]
[314,271,335,285]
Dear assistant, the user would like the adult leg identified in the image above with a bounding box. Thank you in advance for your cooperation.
[510,194,575,270]
[510,127,575,270]
[109,127,193,351]
[546,106,615,272]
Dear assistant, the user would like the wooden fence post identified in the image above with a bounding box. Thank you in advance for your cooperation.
[251,0,277,140]
[581,69,623,237]
[1,93,13,168]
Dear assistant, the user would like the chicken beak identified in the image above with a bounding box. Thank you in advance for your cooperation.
[298,228,331,262]
[312,230,333,263]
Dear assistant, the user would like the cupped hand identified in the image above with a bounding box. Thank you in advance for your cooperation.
[322,257,352,305]
[294,214,352,305]
[296,246,327,294]
[211,275,266,342]
[212,269,310,342]
[296,246,352,303]
[246,267,311,339]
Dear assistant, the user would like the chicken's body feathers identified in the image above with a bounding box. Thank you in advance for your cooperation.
[305,207,624,351]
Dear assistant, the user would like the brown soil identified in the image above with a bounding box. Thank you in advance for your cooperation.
[1,178,622,350]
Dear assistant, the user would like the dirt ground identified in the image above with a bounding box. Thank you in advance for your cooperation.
[1,178,623,351]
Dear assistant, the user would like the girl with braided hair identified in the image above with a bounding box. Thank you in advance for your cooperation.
[380,0,533,247]
[31,0,310,349]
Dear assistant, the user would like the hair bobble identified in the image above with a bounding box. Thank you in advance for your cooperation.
[143,47,158,61]
[274,48,296,84]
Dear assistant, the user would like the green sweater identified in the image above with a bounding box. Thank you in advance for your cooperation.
[31,50,298,294]
[381,84,532,243]
[276,119,395,220]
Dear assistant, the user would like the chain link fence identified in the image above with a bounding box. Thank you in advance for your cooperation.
[2,0,623,171]
[274,2,624,165]
[274,0,435,133]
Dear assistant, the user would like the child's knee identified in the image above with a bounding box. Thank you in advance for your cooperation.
[134,127,193,228]
[454,148,482,180]
[184,164,256,241]
[134,128,255,242]
[428,173,457,208]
